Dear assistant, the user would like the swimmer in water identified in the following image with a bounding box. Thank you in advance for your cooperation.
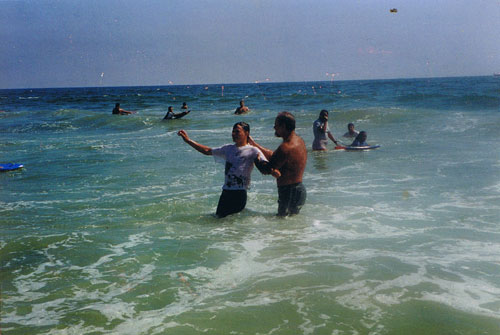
[350,131,368,146]
[163,106,190,120]
[234,100,249,114]
[343,123,359,138]
[112,103,133,115]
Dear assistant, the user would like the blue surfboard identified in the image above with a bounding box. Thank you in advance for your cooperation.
[0,163,24,172]
[341,145,380,151]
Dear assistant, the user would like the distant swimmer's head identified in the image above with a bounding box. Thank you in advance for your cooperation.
[274,111,295,137]
[232,121,250,145]
[319,109,329,121]
[348,123,355,132]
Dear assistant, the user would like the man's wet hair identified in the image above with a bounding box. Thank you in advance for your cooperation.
[320,109,329,118]
[276,111,296,131]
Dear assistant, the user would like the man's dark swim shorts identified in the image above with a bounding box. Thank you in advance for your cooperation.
[277,182,306,216]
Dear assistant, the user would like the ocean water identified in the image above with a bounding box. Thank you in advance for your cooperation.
[1,76,499,334]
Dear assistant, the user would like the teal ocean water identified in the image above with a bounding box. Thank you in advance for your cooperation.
[1,76,500,334]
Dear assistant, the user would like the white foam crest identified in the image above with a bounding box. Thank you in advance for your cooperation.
[430,191,497,211]
[372,202,432,221]
[440,112,478,133]
[419,277,500,318]
[184,239,272,293]
[82,300,136,321]
[326,239,500,319]
[66,233,152,280]
[4,298,66,327]
[46,322,105,335]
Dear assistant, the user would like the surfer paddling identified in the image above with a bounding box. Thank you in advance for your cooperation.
[112,103,134,115]
[163,106,190,120]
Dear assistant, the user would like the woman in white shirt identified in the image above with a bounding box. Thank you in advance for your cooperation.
[177,122,279,217]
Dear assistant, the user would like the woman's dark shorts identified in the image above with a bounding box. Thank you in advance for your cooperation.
[216,189,247,218]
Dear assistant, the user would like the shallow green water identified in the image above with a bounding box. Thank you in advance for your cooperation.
[1,77,500,334]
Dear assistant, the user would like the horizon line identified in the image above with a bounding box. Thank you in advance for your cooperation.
[0,74,495,91]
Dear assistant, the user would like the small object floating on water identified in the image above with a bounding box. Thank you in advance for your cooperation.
[0,163,24,172]
[390,8,398,13]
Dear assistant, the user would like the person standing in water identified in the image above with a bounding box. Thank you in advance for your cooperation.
[312,109,338,150]
[235,100,249,114]
[249,112,307,216]
[177,122,279,218]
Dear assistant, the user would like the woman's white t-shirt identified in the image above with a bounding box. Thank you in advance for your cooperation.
[212,144,267,190]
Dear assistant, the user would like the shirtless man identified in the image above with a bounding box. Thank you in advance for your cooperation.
[249,111,308,216]
[234,100,249,114]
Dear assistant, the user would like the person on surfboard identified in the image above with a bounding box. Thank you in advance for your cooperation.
[350,131,368,147]
[163,106,190,120]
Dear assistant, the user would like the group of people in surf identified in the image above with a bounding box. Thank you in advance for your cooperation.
[113,99,249,119]
[176,107,370,218]
[112,102,191,119]
[113,102,370,219]
[312,109,369,149]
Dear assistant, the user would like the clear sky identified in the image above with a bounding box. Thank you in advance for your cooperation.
[1,0,499,89]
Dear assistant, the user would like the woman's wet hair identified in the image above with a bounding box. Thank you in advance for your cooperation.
[233,121,250,133]
[276,111,296,131]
